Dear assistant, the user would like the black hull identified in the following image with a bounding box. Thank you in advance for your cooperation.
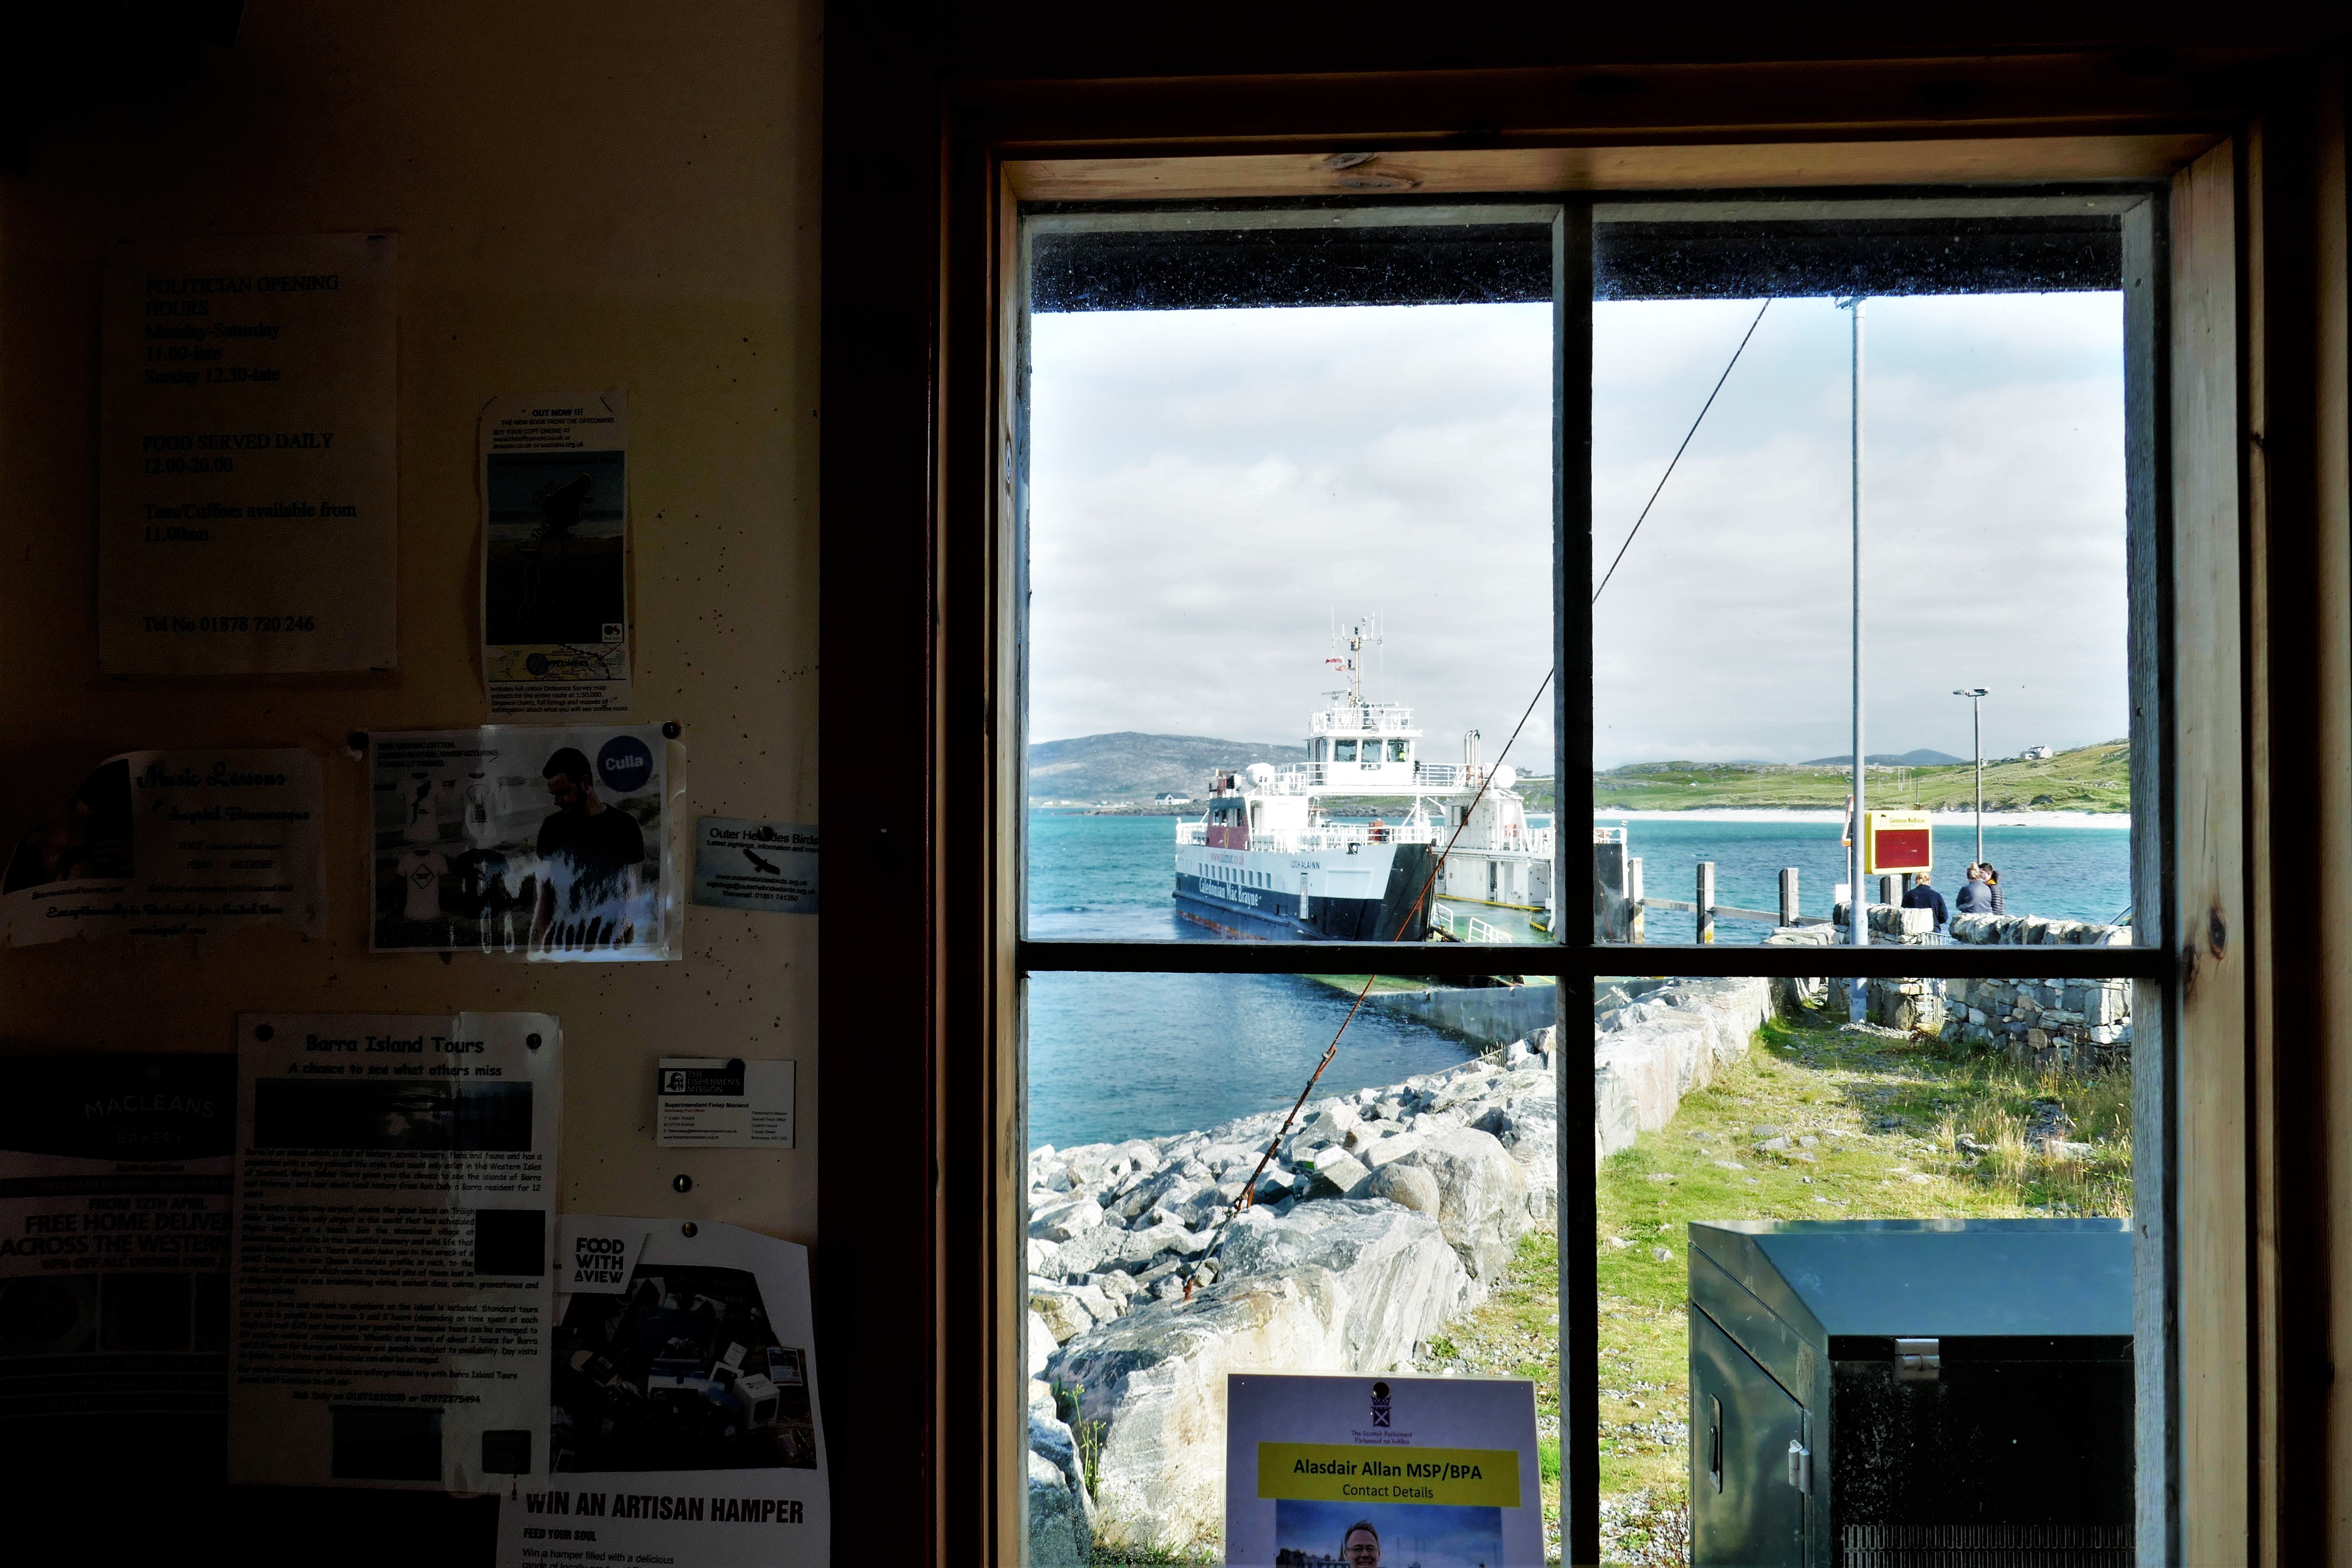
[1173,844,1434,941]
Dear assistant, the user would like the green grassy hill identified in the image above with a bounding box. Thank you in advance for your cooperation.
[1593,740,2129,813]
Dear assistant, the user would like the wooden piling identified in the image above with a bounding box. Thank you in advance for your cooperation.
[1628,857,1645,945]
[1697,861,1716,943]
[1592,836,1630,942]
[1779,867,1800,927]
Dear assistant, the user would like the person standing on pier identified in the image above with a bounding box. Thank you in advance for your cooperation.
[1955,863,1995,916]
[1981,862,2005,915]
[1903,870,1949,934]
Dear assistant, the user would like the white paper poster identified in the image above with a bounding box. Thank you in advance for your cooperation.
[0,1055,234,1471]
[0,748,325,947]
[481,392,631,717]
[656,1059,796,1148]
[99,232,398,674]
[368,726,679,960]
[498,1219,829,1566]
[691,818,817,913]
[228,1012,561,1492]
[1225,1373,1544,1568]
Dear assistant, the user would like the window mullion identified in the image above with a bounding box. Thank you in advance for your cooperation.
[1559,196,1603,1568]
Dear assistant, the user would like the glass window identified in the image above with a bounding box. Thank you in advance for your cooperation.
[1016,193,2165,1568]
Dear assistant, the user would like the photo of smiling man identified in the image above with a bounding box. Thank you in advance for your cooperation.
[369,726,675,960]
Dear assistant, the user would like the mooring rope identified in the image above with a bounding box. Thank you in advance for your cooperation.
[1180,666,1557,1301]
[1591,297,1771,607]
[1174,302,1767,1300]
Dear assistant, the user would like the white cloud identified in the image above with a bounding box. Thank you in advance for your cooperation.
[1030,291,2126,773]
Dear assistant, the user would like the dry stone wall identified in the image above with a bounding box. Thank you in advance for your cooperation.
[1942,976,2133,1072]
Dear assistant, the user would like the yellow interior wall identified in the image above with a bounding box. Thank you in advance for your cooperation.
[0,2,822,1241]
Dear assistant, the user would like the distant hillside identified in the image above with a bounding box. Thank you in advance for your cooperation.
[1027,732,1308,803]
[1801,748,1968,767]
[1597,740,2129,812]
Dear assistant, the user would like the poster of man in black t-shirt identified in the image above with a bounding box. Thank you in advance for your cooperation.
[532,746,646,949]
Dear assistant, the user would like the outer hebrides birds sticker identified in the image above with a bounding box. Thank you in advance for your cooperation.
[691,819,817,914]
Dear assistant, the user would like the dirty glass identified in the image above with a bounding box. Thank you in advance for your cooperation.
[1589,205,2139,953]
[1023,212,1560,952]
[1023,968,1559,1564]
[1580,189,2149,1568]
[1593,972,2138,1564]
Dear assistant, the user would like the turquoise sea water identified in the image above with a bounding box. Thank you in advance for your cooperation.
[1596,815,2136,945]
[1022,810,2133,1148]
[1028,812,1486,1148]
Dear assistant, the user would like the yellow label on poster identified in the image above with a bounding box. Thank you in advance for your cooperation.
[1256,1444,1521,1507]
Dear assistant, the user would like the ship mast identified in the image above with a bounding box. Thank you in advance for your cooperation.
[1326,613,1378,713]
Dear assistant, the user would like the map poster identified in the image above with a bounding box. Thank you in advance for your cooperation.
[480,392,631,718]
[98,233,398,674]
[1225,1372,1544,1568]
[497,1219,829,1567]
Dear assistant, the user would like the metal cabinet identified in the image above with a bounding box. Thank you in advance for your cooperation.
[1687,1219,2133,1568]
[1691,1308,1807,1566]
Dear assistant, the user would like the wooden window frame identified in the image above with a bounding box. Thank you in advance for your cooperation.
[820,50,2350,1567]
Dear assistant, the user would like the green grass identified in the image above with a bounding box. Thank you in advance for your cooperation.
[1591,739,2130,814]
[1423,1010,2133,1565]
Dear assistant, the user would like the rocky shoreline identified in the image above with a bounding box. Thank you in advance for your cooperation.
[1026,975,1780,1562]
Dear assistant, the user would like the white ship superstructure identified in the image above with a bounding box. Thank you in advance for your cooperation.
[1173,619,1556,941]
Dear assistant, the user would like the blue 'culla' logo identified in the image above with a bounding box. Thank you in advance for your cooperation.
[596,736,654,794]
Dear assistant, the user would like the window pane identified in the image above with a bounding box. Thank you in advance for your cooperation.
[1026,220,1557,948]
[1589,226,2136,951]
[1595,973,2136,1562]
[1025,970,1561,1565]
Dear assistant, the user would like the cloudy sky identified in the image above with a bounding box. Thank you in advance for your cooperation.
[1028,291,2126,773]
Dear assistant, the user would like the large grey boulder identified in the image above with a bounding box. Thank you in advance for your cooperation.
[1214,1200,1468,1363]
[1365,1162,1440,1217]
[1048,1202,1467,1554]
[1052,1222,1128,1279]
[1591,976,1774,1166]
[1030,1196,1103,1242]
[1030,1278,1108,1342]
[1358,1130,1424,1170]
[1050,1271,1344,1554]
[1028,1446,1094,1566]
[1389,1125,1530,1281]
[1473,1089,1561,1224]
[1116,1221,1208,1270]
[1298,1147,1370,1198]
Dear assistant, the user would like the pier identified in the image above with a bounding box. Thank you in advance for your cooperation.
[1593,826,1891,943]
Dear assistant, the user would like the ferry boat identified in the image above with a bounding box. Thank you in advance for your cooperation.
[1173,620,1556,941]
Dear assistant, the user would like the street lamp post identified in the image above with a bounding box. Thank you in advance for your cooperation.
[1953,687,1988,867]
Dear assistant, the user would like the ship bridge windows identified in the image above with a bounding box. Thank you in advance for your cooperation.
[1333,739,1358,762]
